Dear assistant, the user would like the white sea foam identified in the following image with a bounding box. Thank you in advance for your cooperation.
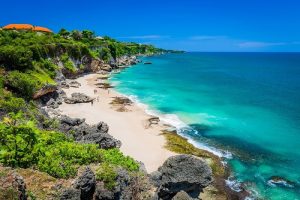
[225,177,243,192]
[117,92,232,159]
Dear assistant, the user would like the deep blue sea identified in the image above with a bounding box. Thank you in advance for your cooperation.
[110,52,300,199]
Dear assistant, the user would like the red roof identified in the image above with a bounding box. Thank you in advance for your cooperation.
[3,24,34,30]
[33,26,52,33]
[2,24,53,33]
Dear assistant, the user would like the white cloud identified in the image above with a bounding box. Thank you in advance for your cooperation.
[238,41,286,48]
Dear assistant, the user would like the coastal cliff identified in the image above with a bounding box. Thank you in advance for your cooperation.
[0,28,240,200]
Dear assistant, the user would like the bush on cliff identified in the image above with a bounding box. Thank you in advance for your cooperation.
[0,112,38,168]
[5,71,39,99]
[0,112,139,178]
[0,94,26,113]
[96,162,118,189]
[0,45,33,70]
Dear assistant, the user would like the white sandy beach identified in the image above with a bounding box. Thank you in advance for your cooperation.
[58,73,176,173]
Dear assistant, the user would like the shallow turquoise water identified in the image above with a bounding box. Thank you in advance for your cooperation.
[111,53,300,199]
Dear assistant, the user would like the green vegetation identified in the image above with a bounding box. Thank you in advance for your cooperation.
[0,27,172,186]
[161,130,225,177]
[0,112,139,178]
[96,163,118,189]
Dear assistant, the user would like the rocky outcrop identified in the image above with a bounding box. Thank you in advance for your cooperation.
[60,188,81,200]
[0,171,27,200]
[59,115,121,149]
[267,176,294,188]
[94,183,115,200]
[110,97,132,106]
[13,173,27,200]
[69,81,81,88]
[64,93,94,104]
[116,56,139,67]
[74,167,96,200]
[33,84,58,99]
[151,155,212,200]
[171,191,194,200]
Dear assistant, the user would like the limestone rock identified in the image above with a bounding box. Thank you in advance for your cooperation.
[74,167,96,200]
[60,188,81,200]
[59,116,121,149]
[64,93,94,104]
[172,191,194,200]
[12,173,27,200]
[151,155,212,200]
[94,183,115,200]
[33,84,57,99]
[69,81,81,88]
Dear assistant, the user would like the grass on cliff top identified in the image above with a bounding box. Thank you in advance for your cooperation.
[161,130,225,177]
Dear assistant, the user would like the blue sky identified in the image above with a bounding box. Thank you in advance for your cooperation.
[1,0,300,52]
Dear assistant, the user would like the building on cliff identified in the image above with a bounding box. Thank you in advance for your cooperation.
[2,24,52,33]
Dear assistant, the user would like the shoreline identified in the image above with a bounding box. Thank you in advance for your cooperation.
[51,55,248,199]
[58,73,177,173]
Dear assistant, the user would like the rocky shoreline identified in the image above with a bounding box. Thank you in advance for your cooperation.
[27,54,246,199]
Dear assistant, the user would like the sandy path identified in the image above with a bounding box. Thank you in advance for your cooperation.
[59,73,176,173]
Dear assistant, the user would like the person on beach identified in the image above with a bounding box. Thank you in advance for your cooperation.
[91,100,94,106]
[94,89,97,94]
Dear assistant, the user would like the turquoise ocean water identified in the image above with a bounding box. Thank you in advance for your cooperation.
[110,53,300,199]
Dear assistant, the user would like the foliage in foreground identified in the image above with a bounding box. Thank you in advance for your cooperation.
[0,112,139,178]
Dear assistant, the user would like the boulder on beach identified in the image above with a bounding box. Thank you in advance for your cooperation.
[69,80,81,88]
[59,115,121,149]
[151,154,212,200]
[64,93,94,104]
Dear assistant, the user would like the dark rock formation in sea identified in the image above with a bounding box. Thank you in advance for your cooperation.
[64,93,94,104]
[151,155,212,200]
[59,115,121,149]
[268,176,295,188]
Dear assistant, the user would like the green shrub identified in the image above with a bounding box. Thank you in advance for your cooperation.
[100,148,139,171]
[0,45,33,70]
[6,71,39,99]
[96,162,117,189]
[61,53,76,72]
[0,95,26,113]
[0,112,38,167]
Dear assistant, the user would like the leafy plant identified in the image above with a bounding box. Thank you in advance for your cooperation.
[96,163,117,190]
[0,112,37,167]
[100,148,139,171]
[5,71,39,99]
